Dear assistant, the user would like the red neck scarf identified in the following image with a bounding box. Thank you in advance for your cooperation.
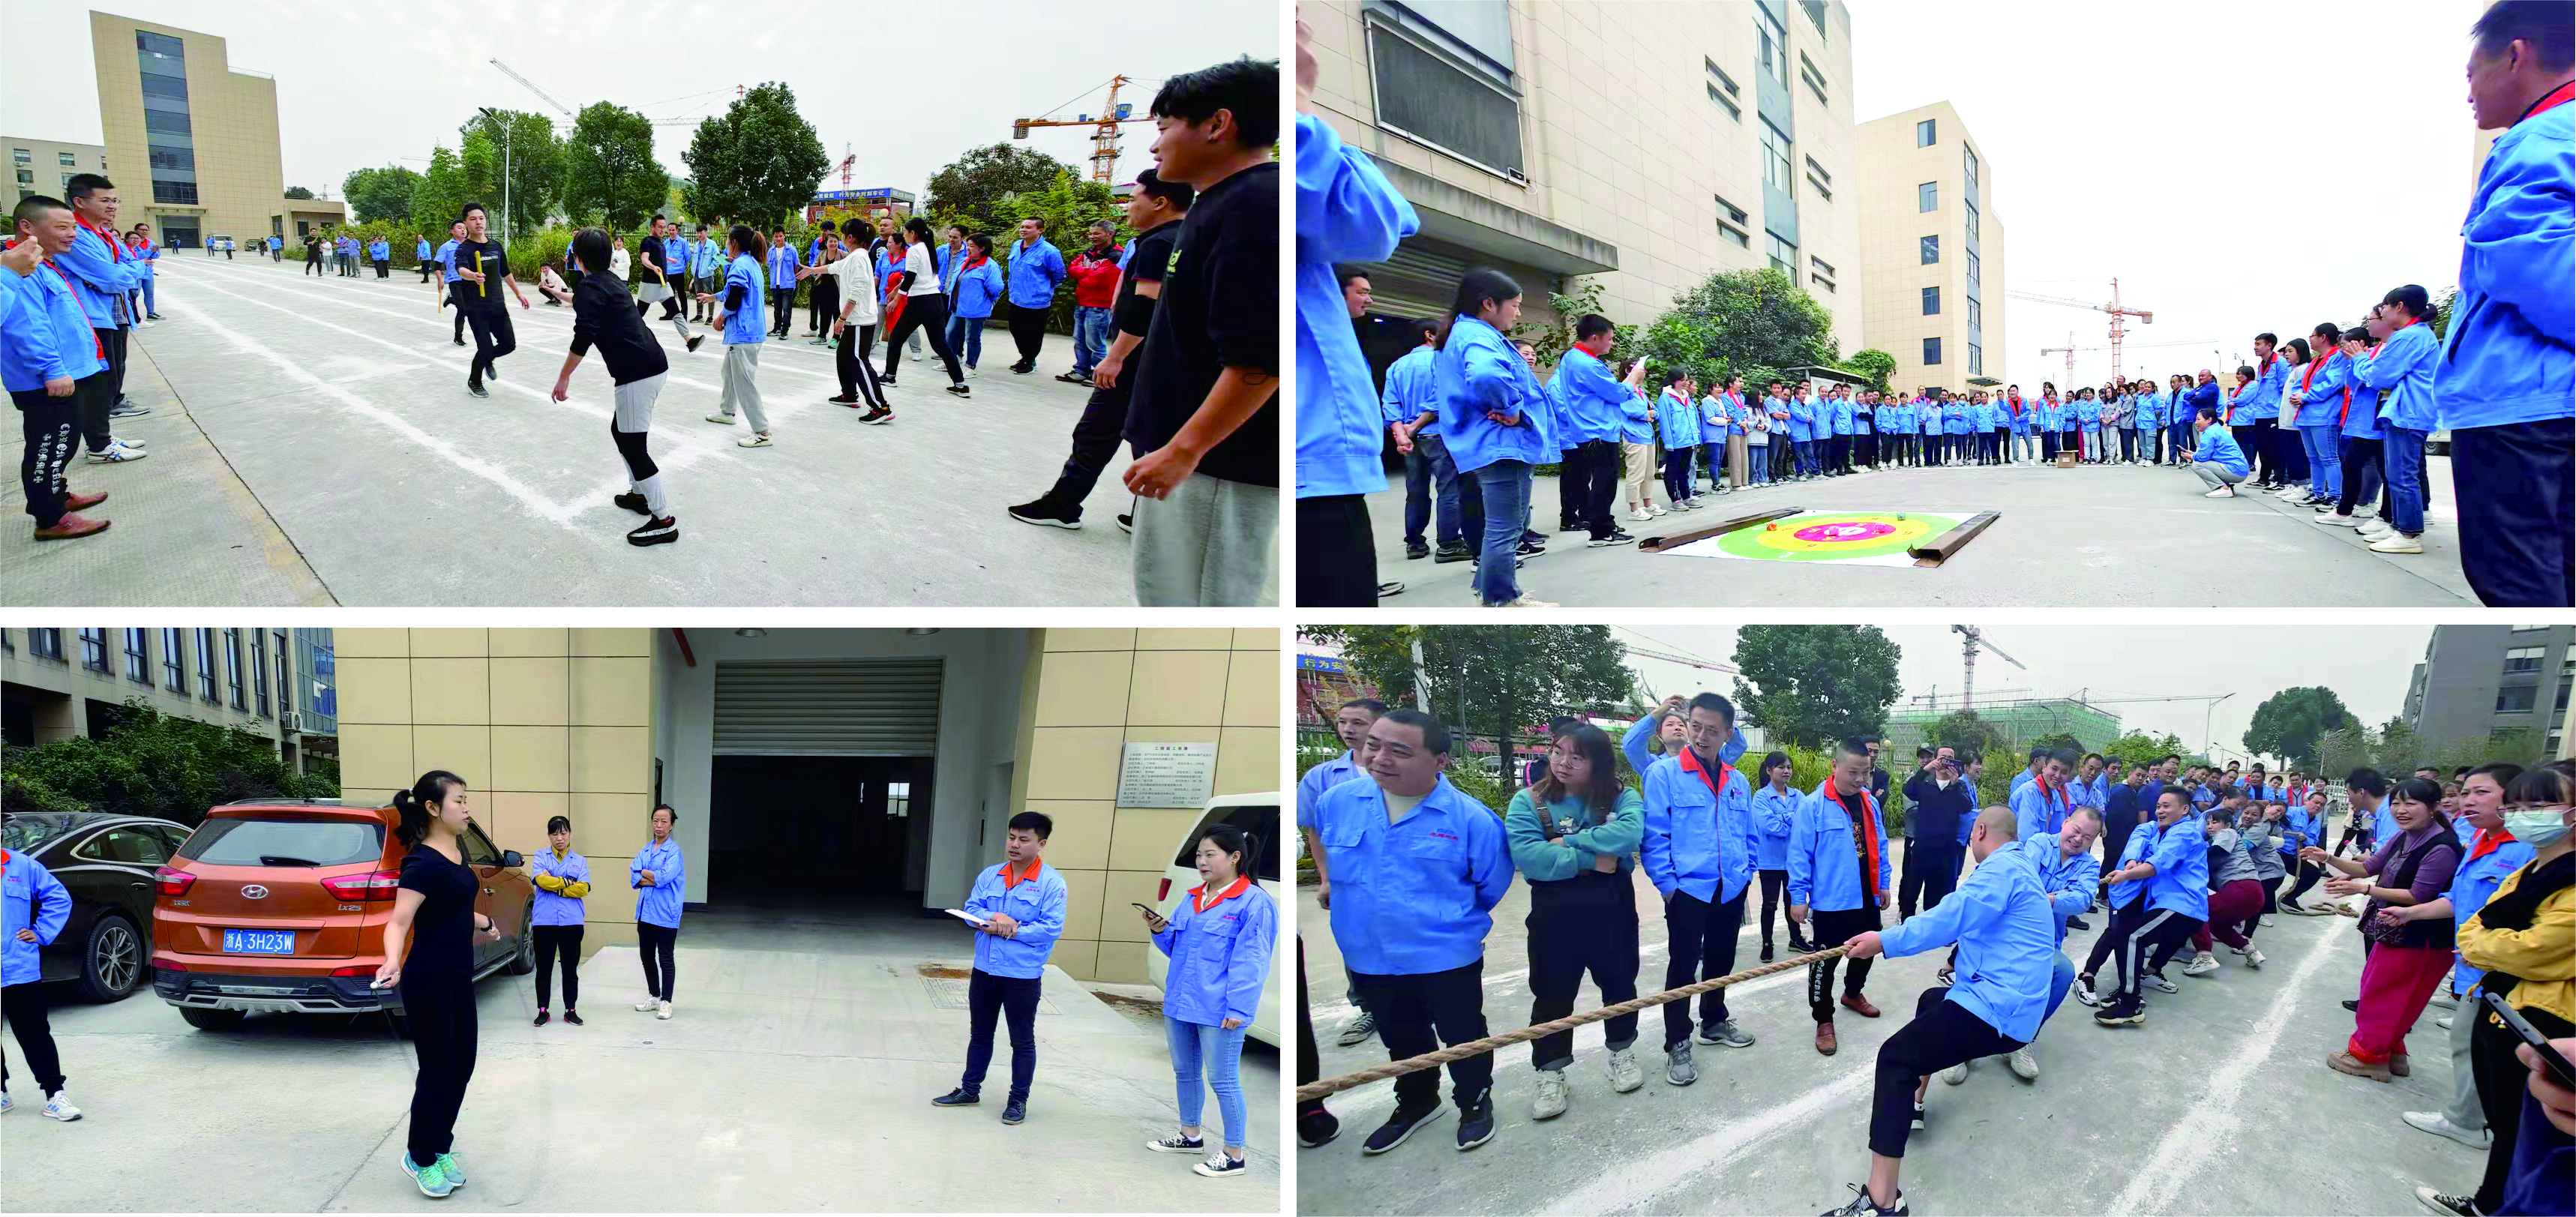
[2469,826,2518,864]
[1189,874,1251,913]
[2519,80,2576,125]
[1828,778,1884,907]
[76,214,125,262]
[38,262,108,359]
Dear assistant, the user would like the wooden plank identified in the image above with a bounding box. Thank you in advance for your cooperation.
[1638,506,1804,552]
[1910,510,2000,566]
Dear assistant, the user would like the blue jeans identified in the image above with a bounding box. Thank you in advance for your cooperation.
[2170,420,2194,463]
[1471,460,1531,605]
[1166,1016,1249,1150]
[946,311,986,368]
[2302,423,2343,500]
[2044,951,2076,1023]
[1794,439,1818,476]
[138,277,156,316]
[1701,442,1725,488]
[1072,305,1113,375]
[2383,424,2428,535]
[1747,444,1769,483]
[1405,433,1465,548]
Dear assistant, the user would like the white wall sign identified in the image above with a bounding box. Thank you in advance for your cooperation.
[1117,742,1219,808]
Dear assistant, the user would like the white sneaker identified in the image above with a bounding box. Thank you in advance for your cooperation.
[111,436,146,451]
[2259,916,2275,928]
[910,348,925,362]
[2203,486,2236,499]
[2369,533,2425,554]
[656,1000,673,1020]
[85,445,147,463]
[2007,1047,2039,1081]
[0,1090,10,1114]
[2246,947,2266,969]
[704,412,736,425]
[41,1091,80,1121]
[2182,952,2221,976]
[1647,504,1668,517]
[1492,595,1560,609]
[2317,513,2363,529]
[737,433,773,448]
[1628,511,1654,524]
[1531,1069,1569,1120]
[634,995,659,1012]
[2404,1110,2491,1150]
[1940,1060,1970,1085]
[2437,1014,2455,1030]
[1606,1046,1644,1093]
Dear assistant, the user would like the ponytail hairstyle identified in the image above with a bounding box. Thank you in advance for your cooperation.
[1760,749,1794,787]
[727,224,757,258]
[904,216,934,246]
[2311,322,2343,349]
[391,770,466,848]
[1195,821,1256,886]
[1436,266,1522,350]
[2380,283,2437,327]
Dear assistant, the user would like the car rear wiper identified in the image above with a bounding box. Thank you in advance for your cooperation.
[258,855,323,867]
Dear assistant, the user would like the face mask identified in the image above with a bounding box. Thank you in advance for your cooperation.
[2502,809,2571,848]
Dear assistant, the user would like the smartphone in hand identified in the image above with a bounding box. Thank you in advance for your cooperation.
[2485,991,2576,1090]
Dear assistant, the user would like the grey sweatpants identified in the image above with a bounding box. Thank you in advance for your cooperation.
[1131,472,1278,607]
[718,343,766,432]
[2192,461,2244,490]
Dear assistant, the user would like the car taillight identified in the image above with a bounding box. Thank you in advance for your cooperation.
[329,964,376,977]
[1156,877,1171,902]
[321,870,403,901]
[154,956,186,972]
[155,865,196,897]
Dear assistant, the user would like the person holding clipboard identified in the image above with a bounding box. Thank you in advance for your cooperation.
[1141,822,1275,1178]
[934,813,1067,1126]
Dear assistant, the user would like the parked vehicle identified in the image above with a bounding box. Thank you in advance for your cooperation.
[151,799,536,1031]
[1145,792,1281,1047]
[0,812,191,1002]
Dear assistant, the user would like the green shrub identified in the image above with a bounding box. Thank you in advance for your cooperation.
[1,701,336,824]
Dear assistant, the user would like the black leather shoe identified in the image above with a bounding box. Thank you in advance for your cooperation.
[931,1087,980,1108]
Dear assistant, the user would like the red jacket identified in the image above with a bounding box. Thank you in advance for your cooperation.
[1067,244,1124,308]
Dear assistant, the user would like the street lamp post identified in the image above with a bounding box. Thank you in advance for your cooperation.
[2206,691,2236,760]
[478,106,511,248]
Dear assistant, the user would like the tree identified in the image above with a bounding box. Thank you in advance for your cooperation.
[1843,348,1897,394]
[1303,625,1636,790]
[410,145,472,235]
[682,82,832,232]
[2101,731,2188,772]
[2029,731,2083,758]
[457,108,564,239]
[341,165,423,225]
[283,185,316,200]
[1926,709,2010,761]
[565,101,669,234]
[925,143,1081,228]
[3,703,337,820]
[2245,686,2360,769]
[1633,268,1840,391]
[2430,286,2459,343]
[1729,625,1901,750]
[934,168,1120,329]
[1512,280,1637,373]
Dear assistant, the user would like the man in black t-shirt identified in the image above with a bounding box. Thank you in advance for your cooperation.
[450,203,529,397]
[1120,57,1279,607]
[1009,169,1194,529]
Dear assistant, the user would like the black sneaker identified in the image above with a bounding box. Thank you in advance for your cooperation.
[1823,1182,1909,1216]
[1009,499,1081,530]
[1117,513,1134,535]
[2094,996,2146,1027]
[1516,539,1546,557]
[533,1009,550,1027]
[1297,1106,1341,1148]
[613,492,652,516]
[1558,523,1586,534]
[880,375,898,388]
[1521,529,1546,545]
[1057,371,1089,383]
[484,363,499,382]
[1910,1099,1927,1132]
[859,406,893,425]
[454,336,468,346]
[1433,544,1471,563]
[2417,1187,2481,1216]
[828,393,860,406]
[1455,1093,1495,1151]
[946,383,970,397]
[2342,999,2361,1013]
[1761,940,1775,963]
[1406,541,1430,559]
[563,1009,583,1025]
[1789,934,1816,953]
[1002,1099,1026,1125]
[1359,1104,1445,1156]
[932,1087,980,1107]
[2065,916,2091,931]
[1145,1133,1205,1153]
[626,516,678,547]
[1011,362,1035,375]
[1588,529,1634,547]
[685,334,704,353]
[1378,581,1405,598]
[466,376,488,399]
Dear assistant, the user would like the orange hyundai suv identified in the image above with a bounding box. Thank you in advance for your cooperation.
[151,799,537,1030]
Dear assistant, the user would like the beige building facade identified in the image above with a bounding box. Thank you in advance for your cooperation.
[7,137,112,204]
[1303,0,1862,344]
[0,626,335,772]
[89,11,312,251]
[1858,102,2005,397]
[331,627,1280,984]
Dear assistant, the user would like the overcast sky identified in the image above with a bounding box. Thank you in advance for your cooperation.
[1846,0,2486,388]
[1607,624,2434,764]
[1,0,1272,208]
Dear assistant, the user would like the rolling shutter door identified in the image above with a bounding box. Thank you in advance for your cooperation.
[1358,241,1469,325]
[712,659,942,756]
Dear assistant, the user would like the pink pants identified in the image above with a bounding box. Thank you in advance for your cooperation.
[2347,943,2450,1063]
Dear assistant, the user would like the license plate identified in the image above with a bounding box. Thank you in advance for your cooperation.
[221,928,295,955]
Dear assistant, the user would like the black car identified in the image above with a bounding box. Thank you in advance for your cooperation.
[0,811,190,1002]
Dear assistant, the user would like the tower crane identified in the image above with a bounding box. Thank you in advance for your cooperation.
[488,59,574,117]
[1012,76,1152,184]
[2038,334,2217,388]
[2008,280,2154,382]
[1951,625,2026,713]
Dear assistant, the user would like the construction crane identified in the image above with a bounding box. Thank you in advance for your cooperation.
[488,59,574,117]
[2038,334,2217,388]
[1951,625,2026,713]
[835,142,854,188]
[2008,280,2154,382]
[1012,75,1151,184]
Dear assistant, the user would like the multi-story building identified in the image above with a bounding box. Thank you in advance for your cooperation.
[1882,697,2122,761]
[0,626,335,773]
[88,11,329,251]
[1858,102,2005,395]
[6,137,112,204]
[2407,624,2576,760]
[328,627,1279,982]
[1303,0,1863,346]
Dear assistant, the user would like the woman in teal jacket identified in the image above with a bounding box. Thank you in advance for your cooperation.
[1504,724,1645,1120]
[1143,823,1273,1177]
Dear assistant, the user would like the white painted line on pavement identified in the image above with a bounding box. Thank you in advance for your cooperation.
[1547,1064,1873,1216]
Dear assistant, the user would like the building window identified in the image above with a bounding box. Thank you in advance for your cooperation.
[1966,199,1980,241]
[2497,685,2539,714]
[196,628,219,703]
[29,628,64,661]
[1804,154,1833,199]
[1757,6,1789,87]
[1963,143,1980,192]
[1705,58,1741,121]
[1705,82,1741,121]
[2557,679,2572,714]
[226,628,246,710]
[1918,181,1938,212]
[1922,286,1941,316]
[1969,343,1984,376]
[12,169,28,186]
[275,631,295,719]
[152,180,198,205]
[2506,646,2545,673]
[79,628,109,673]
[148,145,194,172]
[1924,337,1943,365]
[252,629,270,717]
[1809,256,1837,292]
[1921,235,1939,265]
[887,781,911,819]
[1967,249,1981,293]
[56,151,76,166]
[163,628,186,692]
[142,110,190,137]
[1767,234,1798,282]
[1917,118,1936,147]
[1366,12,1525,179]
[1,628,11,652]
[1798,51,1829,104]
[9,148,25,163]
[1802,0,1828,35]
[1759,120,1794,195]
[125,628,151,683]
[1714,194,1751,247]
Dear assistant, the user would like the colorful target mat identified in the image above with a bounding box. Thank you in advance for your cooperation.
[1663,510,1975,567]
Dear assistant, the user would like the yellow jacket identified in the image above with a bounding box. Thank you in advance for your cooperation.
[2461,862,2576,1031]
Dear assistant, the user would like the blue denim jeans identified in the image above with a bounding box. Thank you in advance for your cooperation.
[2302,423,2343,500]
[1747,443,1769,483]
[1472,460,1531,605]
[1166,1016,1249,1150]
[2044,951,2076,1023]
[1072,305,1113,375]
[1700,442,1725,489]
[946,311,986,369]
[1405,433,1465,548]
[2383,425,2428,535]
[1794,439,1818,476]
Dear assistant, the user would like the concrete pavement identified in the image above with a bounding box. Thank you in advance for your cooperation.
[0,254,1279,606]
[1366,454,2476,607]
[1,906,1280,1212]
[1297,842,2485,1216]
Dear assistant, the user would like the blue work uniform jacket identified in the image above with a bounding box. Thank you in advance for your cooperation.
[2230,357,2287,422]
[1434,314,1550,475]
[1381,346,1438,433]
[1788,778,1891,913]
[1829,397,1855,436]
[2292,352,2350,427]
[962,858,1068,979]
[764,244,800,292]
[1620,388,1656,444]
[1878,838,2057,1042]
[416,238,433,260]
[2353,320,2440,433]
[58,220,139,328]
[2134,391,2165,430]
[2146,817,2209,919]
[2451,832,2539,993]
[0,849,72,988]
[1783,395,1813,441]
[437,239,462,283]
[1547,346,1632,446]
[949,256,1004,319]
[1853,399,1873,433]
[1700,393,1734,440]
[721,253,766,345]
[2028,833,2104,945]
[1296,114,1418,497]
[1296,750,1360,830]
[2075,397,2102,426]
[2439,88,2573,430]
[367,239,388,261]
[1750,781,1799,871]
[1918,400,1942,434]
[1314,774,1513,976]
[1642,748,1756,904]
[1942,401,1969,433]
[2110,818,2162,908]
[1618,712,1744,781]
[2012,777,2074,844]
[1152,877,1274,1027]
[1655,385,1702,449]
[530,848,589,927]
[1004,237,1066,308]
[630,838,686,928]
[2192,421,2249,476]
[1,263,106,390]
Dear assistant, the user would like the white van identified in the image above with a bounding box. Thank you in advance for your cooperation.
[1145,792,1281,1047]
